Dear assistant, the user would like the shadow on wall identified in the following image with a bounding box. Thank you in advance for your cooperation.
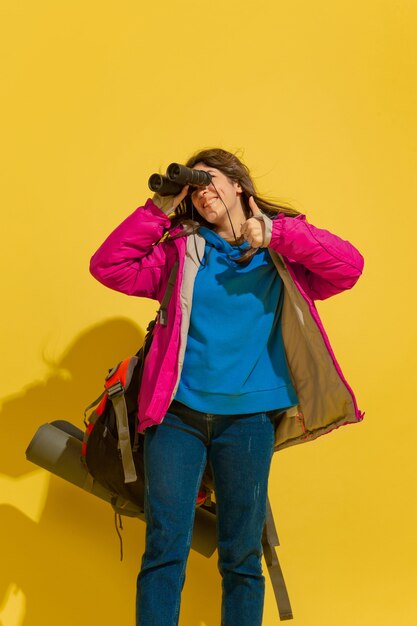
[0,318,144,625]
[0,317,221,626]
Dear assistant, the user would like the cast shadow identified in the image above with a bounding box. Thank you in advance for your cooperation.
[0,317,221,626]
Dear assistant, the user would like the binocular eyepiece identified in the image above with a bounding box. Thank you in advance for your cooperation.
[148,163,212,197]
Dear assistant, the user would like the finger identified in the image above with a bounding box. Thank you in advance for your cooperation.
[171,185,189,209]
[241,216,256,233]
[242,219,260,235]
[176,185,189,203]
[249,195,262,215]
[243,221,263,246]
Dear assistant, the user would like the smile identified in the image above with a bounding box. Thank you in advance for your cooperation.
[203,197,219,208]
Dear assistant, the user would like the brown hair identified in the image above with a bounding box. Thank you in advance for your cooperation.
[168,148,300,261]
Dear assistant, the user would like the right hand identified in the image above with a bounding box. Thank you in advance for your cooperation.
[152,185,189,215]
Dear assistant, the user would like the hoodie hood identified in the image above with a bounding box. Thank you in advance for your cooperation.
[198,226,250,262]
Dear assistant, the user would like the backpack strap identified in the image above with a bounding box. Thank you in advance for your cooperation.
[109,383,138,483]
[83,391,106,426]
[158,261,179,326]
[262,497,293,621]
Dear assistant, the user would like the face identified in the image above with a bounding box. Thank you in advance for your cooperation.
[190,162,243,227]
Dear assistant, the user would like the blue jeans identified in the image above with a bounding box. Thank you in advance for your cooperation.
[136,400,277,626]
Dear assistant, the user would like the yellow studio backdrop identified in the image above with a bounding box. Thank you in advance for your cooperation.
[1,1,416,624]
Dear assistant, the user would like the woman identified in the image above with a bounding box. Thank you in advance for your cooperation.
[90,148,364,626]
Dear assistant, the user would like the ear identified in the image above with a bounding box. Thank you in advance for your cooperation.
[234,180,243,194]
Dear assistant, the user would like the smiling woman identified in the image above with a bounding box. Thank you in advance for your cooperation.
[89,147,364,626]
[166,148,300,262]
[189,163,245,238]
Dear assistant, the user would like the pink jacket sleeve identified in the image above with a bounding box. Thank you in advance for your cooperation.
[89,199,171,300]
[268,213,364,301]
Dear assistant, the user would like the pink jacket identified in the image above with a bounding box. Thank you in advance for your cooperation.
[90,199,364,450]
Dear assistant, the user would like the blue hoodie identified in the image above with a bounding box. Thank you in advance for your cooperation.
[174,227,298,414]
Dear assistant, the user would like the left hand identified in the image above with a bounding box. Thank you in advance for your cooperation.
[152,185,189,215]
[240,197,269,248]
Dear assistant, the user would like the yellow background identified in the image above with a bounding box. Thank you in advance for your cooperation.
[1,1,416,624]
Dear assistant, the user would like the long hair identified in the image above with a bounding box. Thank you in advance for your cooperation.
[168,148,300,262]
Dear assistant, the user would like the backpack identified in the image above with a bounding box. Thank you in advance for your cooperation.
[81,261,293,621]
[81,262,214,510]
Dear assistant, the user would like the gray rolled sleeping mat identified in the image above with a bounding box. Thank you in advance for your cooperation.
[25,420,217,557]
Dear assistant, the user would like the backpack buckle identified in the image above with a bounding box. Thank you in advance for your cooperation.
[107,381,124,398]
[157,308,167,326]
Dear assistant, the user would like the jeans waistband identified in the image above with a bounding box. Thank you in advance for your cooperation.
[166,399,285,445]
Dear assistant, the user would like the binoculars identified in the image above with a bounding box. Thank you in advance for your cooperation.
[148,163,212,197]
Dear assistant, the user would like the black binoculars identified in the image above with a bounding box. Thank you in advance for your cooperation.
[148,163,212,197]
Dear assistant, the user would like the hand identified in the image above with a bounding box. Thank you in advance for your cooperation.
[240,197,270,247]
[152,185,189,215]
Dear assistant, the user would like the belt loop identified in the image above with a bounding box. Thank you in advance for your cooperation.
[205,414,213,443]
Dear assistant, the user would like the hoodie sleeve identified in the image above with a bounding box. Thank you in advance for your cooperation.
[89,199,172,300]
[267,213,364,301]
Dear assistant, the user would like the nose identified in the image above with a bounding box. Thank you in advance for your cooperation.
[196,185,209,198]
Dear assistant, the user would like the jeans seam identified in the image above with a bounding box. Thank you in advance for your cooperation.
[206,414,213,442]
[160,420,207,445]
[172,451,207,625]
